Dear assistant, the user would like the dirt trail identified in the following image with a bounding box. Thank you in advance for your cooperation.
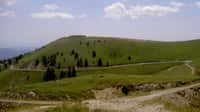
[10,60,190,72]
[184,61,195,74]
[16,105,57,112]
[83,82,200,111]
[0,99,62,105]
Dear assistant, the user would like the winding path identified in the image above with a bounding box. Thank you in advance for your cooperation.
[9,60,191,72]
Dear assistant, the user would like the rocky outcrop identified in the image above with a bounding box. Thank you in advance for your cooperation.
[115,81,189,93]
[0,91,39,100]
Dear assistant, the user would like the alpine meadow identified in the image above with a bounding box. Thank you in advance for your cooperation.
[1,0,200,112]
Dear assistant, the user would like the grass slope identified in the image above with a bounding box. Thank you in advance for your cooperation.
[13,64,200,100]
[0,62,180,90]
[18,36,200,68]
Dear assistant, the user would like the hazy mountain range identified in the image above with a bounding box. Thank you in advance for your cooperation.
[0,48,33,60]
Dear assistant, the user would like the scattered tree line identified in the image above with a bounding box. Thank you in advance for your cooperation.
[43,66,77,81]
[0,54,24,71]
[41,53,57,67]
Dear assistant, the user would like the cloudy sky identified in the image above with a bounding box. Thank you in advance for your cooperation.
[0,0,200,47]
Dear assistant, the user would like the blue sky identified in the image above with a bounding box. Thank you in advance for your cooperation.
[0,0,200,48]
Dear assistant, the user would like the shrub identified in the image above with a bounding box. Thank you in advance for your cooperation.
[121,86,129,95]
[26,75,30,81]
[128,56,132,61]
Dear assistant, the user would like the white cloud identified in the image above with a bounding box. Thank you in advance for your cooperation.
[104,1,184,19]
[196,1,200,8]
[44,4,59,11]
[0,10,15,16]
[104,2,128,19]
[32,11,74,19]
[31,4,82,19]
[0,0,16,6]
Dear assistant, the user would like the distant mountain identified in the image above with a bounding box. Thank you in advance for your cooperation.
[0,48,33,60]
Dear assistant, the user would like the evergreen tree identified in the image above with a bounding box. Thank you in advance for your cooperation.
[60,52,63,56]
[92,50,96,58]
[35,59,39,66]
[77,58,83,67]
[74,53,79,59]
[8,59,12,65]
[97,58,103,67]
[72,66,77,77]
[43,67,56,81]
[67,67,72,77]
[106,61,109,67]
[86,42,89,47]
[57,63,61,69]
[71,49,75,55]
[42,56,48,67]
[49,54,57,66]
[60,71,66,79]
[84,59,88,67]
[4,63,8,69]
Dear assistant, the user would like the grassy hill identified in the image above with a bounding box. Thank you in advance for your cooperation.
[17,35,200,69]
[0,36,200,100]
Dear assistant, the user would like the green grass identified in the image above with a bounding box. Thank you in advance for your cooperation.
[192,58,200,68]
[46,104,89,112]
[78,62,182,75]
[18,36,200,68]
[0,62,180,90]
[0,70,44,90]
[12,64,200,100]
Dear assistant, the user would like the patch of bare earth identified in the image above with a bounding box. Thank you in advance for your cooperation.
[132,104,170,112]
[93,88,121,100]
[83,83,200,112]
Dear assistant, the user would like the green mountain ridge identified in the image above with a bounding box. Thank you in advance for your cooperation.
[18,36,200,69]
